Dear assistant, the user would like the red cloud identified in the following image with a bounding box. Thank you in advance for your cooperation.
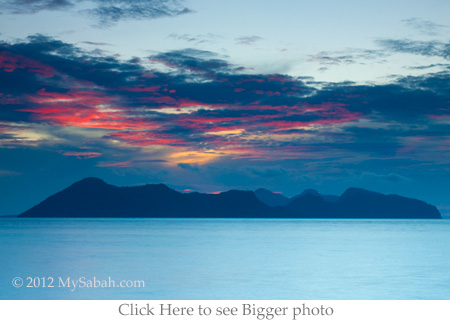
[0,52,54,77]
[19,88,157,130]
[2,43,366,162]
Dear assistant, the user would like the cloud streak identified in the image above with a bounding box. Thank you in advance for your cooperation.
[402,18,448,36]
[235,36,263,45]
[167,33,221,45]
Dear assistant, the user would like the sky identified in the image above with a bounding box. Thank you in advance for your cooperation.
[0,0,449,216]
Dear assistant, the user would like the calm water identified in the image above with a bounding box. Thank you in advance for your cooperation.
[1,218,449,300]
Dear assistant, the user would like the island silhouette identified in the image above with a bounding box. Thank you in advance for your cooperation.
[19,177,441,219]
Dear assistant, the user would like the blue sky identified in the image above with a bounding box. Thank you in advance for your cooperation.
[0,0,449,215]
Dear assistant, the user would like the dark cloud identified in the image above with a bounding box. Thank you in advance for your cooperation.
[377,39,450,60]
[84,0,193,26]
[337,127,405,157]
[246,167,288,178]
[402,18,448,36]
[396,72,450,96]
[177,163,199,171]
[151,48,231,74]
[0,0,73,14]
[0,0,193,25]
[309,79,450,119]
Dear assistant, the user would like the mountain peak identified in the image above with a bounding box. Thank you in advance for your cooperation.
[254,188,290,207]
[74,177,107,185]
[300,189,321,197]
[67,177,109,191]
[340,187,383,200]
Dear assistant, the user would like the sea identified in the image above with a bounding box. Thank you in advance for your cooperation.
[1,218,449,300]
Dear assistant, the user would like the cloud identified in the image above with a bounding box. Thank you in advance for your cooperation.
[384,173,411,182]
[81,41,112,46]
[177,163,199,171]
[361,172,412,183]
[167,33,221,45]
[377,39,450,60]
[0,169,21,176]
[0,0,73,14]
[309,49,386,66]
[96,159,167,167]
[150,48,232,74]
[84,0,193,26]
[310,54,355,65]
[246,167,288,178]
[0,0,193,25]
[1,35,450,165]
[235,36,263,45]
[408,63,450,70]
[62,151,101,158]
[310,38,450,68]
[402,18,448,36]
[396,72,450,95]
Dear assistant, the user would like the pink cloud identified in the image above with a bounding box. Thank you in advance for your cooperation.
[62,151,102,159]
[96,161,132,167]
